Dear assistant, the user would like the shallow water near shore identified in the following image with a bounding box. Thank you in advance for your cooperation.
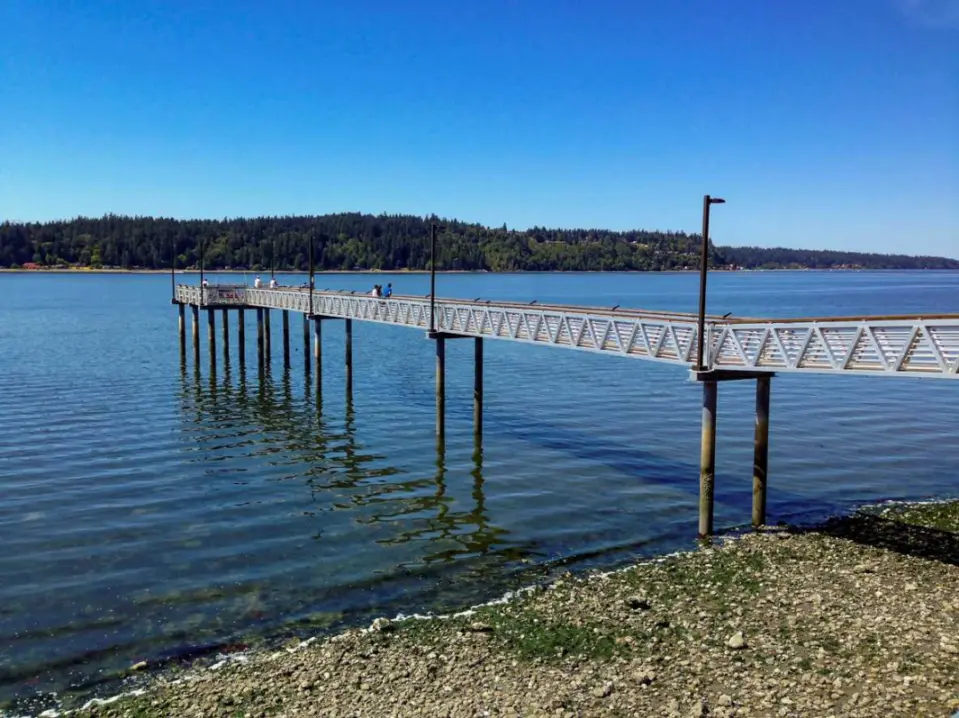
[1,270,957,714]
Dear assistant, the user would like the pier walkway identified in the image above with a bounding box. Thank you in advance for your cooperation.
[172,283,959,536]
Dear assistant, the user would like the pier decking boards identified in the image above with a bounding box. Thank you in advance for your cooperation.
[173,284,959,537]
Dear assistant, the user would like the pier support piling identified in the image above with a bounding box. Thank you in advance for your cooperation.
[752,376,771,528]
[256,308,264,369]
[264,309,271,363]
[282,310,290,367]
[178,303,186,355]
[238,308,245,365]
[191,305,200,363]
[221,308,229,364]
[699,381,718,538]
[303,314,311,372]
[436,336,446,439]
[313,317,322,393]
[474,337,483,438]
[207,308,216,372]
[345,319,353,396]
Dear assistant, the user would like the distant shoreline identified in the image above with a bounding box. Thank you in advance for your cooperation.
[0,267,952,276]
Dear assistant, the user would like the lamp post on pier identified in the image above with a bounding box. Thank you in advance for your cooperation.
[308,231,315,317]
[199,236,205,306]
[429,222,438,334]
[696,195,725,372]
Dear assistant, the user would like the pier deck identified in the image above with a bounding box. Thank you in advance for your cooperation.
[175,284,959,379]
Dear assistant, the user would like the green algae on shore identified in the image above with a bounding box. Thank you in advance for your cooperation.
[49,501,959,717]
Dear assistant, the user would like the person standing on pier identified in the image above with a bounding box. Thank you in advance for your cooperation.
[254,275,262,288]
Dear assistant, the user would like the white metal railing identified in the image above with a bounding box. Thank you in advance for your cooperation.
[174,284,959,379]
[177,285,247,306]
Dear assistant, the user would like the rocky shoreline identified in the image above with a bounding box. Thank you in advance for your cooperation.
[43,502,959,717]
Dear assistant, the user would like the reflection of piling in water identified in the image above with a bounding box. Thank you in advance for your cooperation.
[175,347,512,568]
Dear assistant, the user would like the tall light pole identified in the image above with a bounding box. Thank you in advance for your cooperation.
[429,222,437,334]
[308,232,315,317]
[271,237,276,280]
[199,235,205,305]
[696,195,725,371]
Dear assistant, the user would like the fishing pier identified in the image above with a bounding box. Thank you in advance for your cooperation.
[172,282,959,537]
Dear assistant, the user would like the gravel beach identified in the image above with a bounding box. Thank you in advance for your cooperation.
[57,502,959,717]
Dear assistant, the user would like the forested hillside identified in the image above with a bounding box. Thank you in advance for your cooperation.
[1,214,955,271]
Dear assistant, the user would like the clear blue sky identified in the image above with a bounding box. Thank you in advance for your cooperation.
[1,0,957,256]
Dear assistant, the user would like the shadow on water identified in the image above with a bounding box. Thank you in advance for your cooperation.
[481,409,843,526]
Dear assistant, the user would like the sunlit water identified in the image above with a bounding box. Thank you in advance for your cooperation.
[1,270,957,714]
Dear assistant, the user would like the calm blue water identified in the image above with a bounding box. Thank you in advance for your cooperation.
[1,270,957,714]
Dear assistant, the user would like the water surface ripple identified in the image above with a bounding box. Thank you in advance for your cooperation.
[1,271,957,713]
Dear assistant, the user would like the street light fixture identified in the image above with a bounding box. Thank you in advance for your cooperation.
[696,195,726,372]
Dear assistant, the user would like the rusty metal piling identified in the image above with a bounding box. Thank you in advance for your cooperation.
[752,376,771,527]
[699,381,718,537]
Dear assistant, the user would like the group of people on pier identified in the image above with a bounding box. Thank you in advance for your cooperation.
[252,275,279,289]
[200,276,394,297]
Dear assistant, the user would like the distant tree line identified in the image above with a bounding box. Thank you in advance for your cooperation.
[1,213,955,271]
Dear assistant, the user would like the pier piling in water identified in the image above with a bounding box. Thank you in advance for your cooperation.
[191,305,200,363]
[264,309,271,363]
[752,376,771,527]
[474,337,483,438]
[238,308,245,365]
[345,319,353,396]
[207,308,216,372]
[282,310,290,367]
[303,314,311,372]
[436,336,446,439]
[221,309,229,364]
[699,381,718,538]
[313,317,322,394]
[178,304,185,355]
[256,308,264,369]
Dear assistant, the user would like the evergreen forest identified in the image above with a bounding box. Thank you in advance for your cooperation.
[1,213,955,271]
